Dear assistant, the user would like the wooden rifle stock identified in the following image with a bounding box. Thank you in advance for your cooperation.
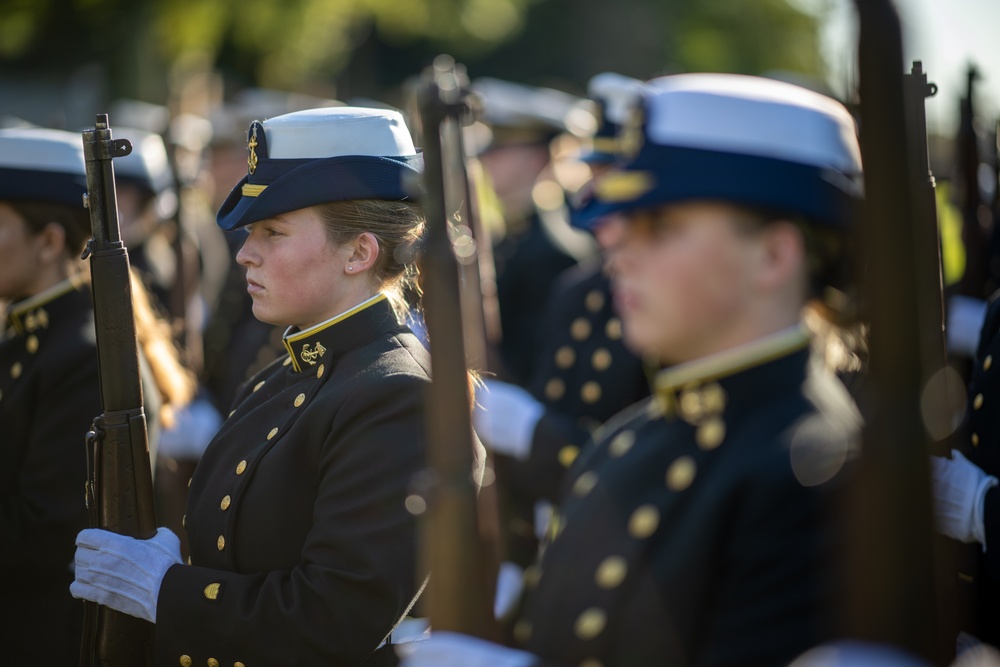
[80,114,158,667]
[847,3,951,662]
[415,58,499,639]
[903,62,956,455]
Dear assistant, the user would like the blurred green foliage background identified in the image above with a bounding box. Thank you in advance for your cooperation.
[0,0,831,126]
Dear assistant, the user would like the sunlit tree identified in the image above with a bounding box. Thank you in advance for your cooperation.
[0,0,830,105]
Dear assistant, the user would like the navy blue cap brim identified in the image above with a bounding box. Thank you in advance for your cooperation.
[216,154,424,230]
[0,167,88,208]
[576,144,859,230]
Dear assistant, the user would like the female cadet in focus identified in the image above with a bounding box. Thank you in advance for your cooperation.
[0,126,192,666]
[72,107,480,667]
[400,73,863,666]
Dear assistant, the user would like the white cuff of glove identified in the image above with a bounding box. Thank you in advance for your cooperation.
[473,379,545,460]
[70,527,183,623]
[947,295,988,358]
[494,561,525,620]
[395,631,536,667]
[974,471,996,549]
[930,450,998,549]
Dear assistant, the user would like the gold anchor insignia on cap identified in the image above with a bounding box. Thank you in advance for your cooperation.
[248,124,259,175]
[619,104,645,159]
[300,341,327,366]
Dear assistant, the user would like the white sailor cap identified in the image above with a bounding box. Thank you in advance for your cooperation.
[216,106,422,231]
[209,88,343,147]
[471,77,597,148]
[114,127,178,219]
[0,127,87,207]
[581,72,644,163]
[580,73,862,229]
[109,99,171,135]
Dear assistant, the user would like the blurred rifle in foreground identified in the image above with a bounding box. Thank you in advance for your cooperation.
[80,114,158,667]
[415,55,500,640]
[955,65,991,300]
[847,2,954,663]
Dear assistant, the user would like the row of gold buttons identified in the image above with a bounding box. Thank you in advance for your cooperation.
[179,656,245,667]
[973,353,993,447]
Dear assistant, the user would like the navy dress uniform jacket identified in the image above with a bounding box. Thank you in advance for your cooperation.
[494,209,594,387]
[521,261,650,501]
[499,261,650,567]
[156,296,450,667]
[512,330,860,667]
[0,278,100,667]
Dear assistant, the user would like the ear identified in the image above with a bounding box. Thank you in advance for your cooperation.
[755,221,806,294]
[34,222,68,266]
[344,232,380,275]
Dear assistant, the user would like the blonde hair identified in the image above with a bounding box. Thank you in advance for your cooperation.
[313,199,425,322]
[129,267,197,429]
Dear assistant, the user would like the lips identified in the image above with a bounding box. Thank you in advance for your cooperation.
[246,276,264,295]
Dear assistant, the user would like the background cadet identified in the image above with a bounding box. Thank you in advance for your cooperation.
[71,106,474,667]
[0,123,194,663]
[400,72,863,667]
[0,126,99,667]
[474,72,653,597]
[932,293,1000,653]
[111,124,211,558]
[470,77,599,386]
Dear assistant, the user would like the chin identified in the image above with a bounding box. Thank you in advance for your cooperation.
[621,322,658,359]
[250,303,283,327]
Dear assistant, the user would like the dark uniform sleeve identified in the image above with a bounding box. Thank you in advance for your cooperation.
[154,372,424,667]
[0,346,98,571]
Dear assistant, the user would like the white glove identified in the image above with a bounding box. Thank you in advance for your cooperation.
[494,561,525,620]
[473,379,544,460]
[395,631,537,667]
[947,295,988,358]
[791,640,932,667]
[930,450,997,548]
[158,397,223,460]
[71,527,183,623]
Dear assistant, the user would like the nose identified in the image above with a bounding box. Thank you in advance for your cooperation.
[606,223,643,279]
[236,234,258,268]
[597,216,629,276]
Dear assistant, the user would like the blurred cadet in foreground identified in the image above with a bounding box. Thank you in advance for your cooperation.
[401,72,863,667]
[476,72,652,577]
[472,77,598,385]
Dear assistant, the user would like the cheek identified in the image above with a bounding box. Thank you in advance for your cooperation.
[623,233,745,346]
[660,241,742,314]
[263,240,341,308]
[0,234,33,291]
